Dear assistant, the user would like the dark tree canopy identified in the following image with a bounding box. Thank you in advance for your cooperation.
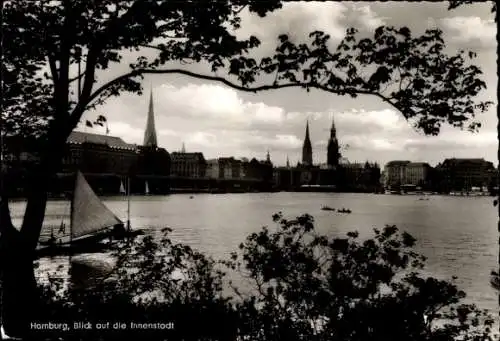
[448,0,497,17]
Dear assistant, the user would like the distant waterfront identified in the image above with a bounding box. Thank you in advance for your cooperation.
[9,192,497,316]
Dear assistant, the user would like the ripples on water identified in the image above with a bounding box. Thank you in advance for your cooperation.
[9,193,498,317]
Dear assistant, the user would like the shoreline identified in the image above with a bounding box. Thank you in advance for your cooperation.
[7,191,494,202]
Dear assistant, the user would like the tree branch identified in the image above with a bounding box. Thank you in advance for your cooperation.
[68,70,86,84]
[234,5,247,15]
[78,49,98,102]
[65,51,98,133]
[47,55,59,84]
[20,0,76,244]
[85,68,379,109]
[0,192,14,234]
[56,0,73,109]
[66,1,147,133]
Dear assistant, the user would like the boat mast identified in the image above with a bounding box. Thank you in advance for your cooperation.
[68,171,77,267]
[126,176,131,232]
[0,121,4,333]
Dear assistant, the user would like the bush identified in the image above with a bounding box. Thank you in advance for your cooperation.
[35,213,496,341]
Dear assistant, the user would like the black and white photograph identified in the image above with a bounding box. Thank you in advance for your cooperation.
[0,0,498,340]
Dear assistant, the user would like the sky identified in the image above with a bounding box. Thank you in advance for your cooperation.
[79,1,497,167]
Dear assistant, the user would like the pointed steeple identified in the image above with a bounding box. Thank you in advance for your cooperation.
[302,119,313,166]
[327,115,340,168]
[330,115,337,138]
[181,142,186,153]
[266,149,271,163]
[143,88,158,147]
[286,155,290,168]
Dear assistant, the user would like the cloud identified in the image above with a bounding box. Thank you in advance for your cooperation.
[335,108,407,135]
[322,108,496,156]
[236,2,348,54]
[339,128,496,156]
[154,83,337,135]
[441,16,496,48]
[341,135,402,152]
[403,131,496,151]
[185,131,218,148]
[156,83,286,128]
[76,121,143,144]
[351,4,387,30]
[141,82,495,164]
[232,132,303,152]
[172,129,303,155]
[158,129,180,137]
[107,121,143,142]
[273,134,304,150]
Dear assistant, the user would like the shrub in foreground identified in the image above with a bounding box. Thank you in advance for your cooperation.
[35,214,496,341]
[228,213,496,341]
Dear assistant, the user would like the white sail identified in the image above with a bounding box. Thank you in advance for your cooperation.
[71,172,122,239]
[119,180,126,194]
[145,181,150,195]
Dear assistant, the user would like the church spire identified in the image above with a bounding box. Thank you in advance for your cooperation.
[330,115,337,137]
[266,149,271,163]
[327,115,340,168]
[302,119,313,166]
[286,155,290,168]
[181,142,186,153]
[143,88,158,147]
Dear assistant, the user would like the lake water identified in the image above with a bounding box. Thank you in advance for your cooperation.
[9,192,498,316]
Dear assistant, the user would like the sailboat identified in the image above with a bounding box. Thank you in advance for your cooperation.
[36,171,143,258]
[119,180,126,194]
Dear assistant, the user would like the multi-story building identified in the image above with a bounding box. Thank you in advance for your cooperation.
[231,158,242,179]
[220,157,257,179]
[247,158,273,183]
[206,156,272,185]
[170,152,206,178]
[384,160,411,188]
[206,159,220,179]
[62,131,138,175]
[340,162,364,185]
[239,160,247,179]
[217,157,235,179]
[136,145,170,176]
[383,161,433,189]
[437,158,495,192]
[404,162,432,187]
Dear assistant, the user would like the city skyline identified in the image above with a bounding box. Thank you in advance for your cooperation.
[77,2,496,167]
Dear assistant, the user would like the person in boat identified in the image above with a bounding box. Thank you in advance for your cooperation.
[47,232,57,247]
[58,221,66,234]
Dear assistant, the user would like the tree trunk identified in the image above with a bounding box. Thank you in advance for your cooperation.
[497,99,500,305]
[1,233,40,338]
[0,193,41,338]
[1,135,67,338]
[20,183,50,251]
[20,144,63,250]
